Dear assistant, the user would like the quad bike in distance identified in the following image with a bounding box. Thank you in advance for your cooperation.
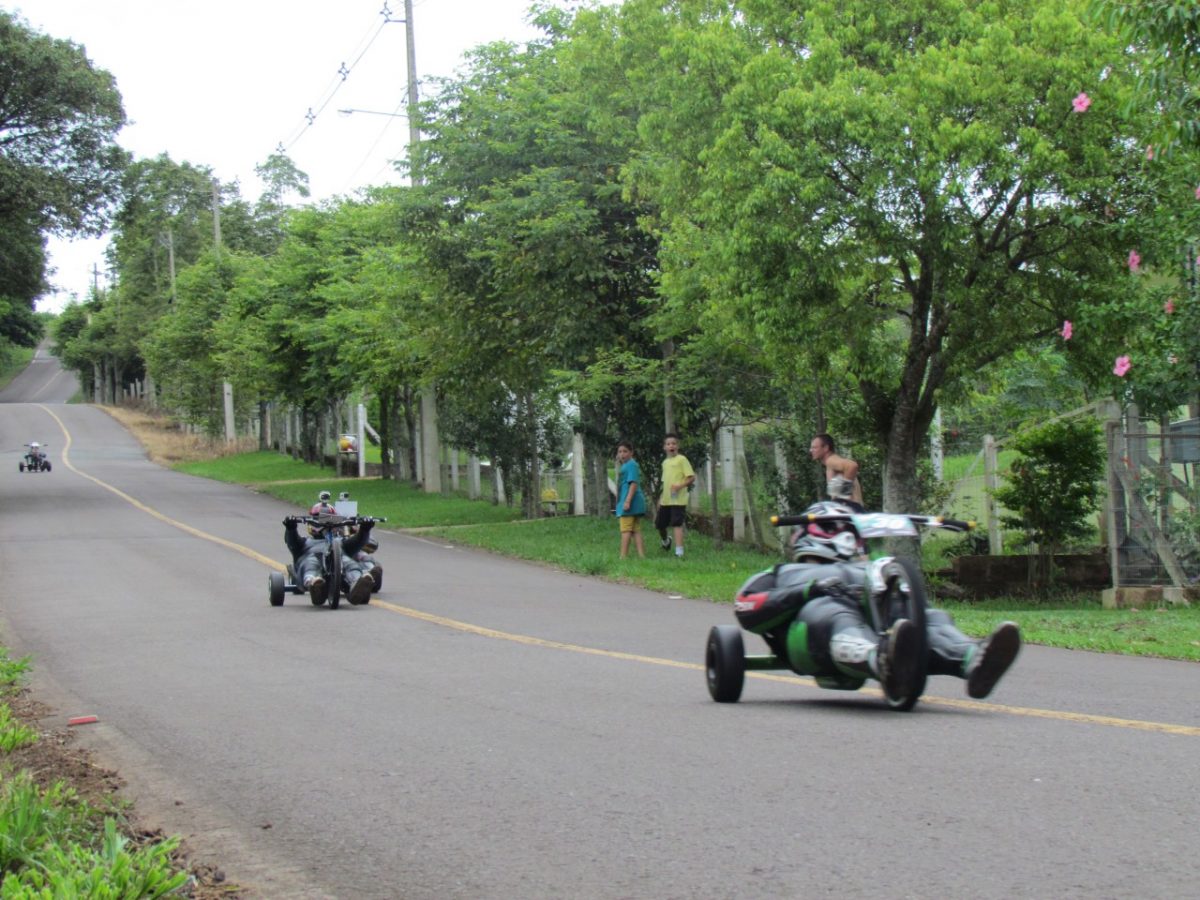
[19,442,51,473]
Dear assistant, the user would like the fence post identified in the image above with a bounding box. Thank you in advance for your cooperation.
[720,426,735,489]
[357,404,367,478]
[572,432,585,515]
[1104,420,1122,591]
[984,434,1001,555]
[732,424,746,541]
[468,454,481,500]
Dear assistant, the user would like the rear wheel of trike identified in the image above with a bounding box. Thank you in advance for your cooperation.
[877,558,928,711]
[706,625,746,703]
[268,572,286,606]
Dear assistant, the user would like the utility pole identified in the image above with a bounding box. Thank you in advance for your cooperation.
[213,177,235,443]
[404,0,442,493]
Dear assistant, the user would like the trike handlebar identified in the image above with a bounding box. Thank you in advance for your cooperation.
[769,512,974,532]
[283,514,388,526]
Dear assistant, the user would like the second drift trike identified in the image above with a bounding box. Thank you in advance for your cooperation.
[270,512,386,610]
[706,502,975,711]
[19,442,51,473]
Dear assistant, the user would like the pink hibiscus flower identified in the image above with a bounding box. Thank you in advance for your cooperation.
[1128,249,1142,272]
[1061,320,1073,340]
[1072,92,1091,113]
[1113,355,1132,377]
[1165,299,1176,314]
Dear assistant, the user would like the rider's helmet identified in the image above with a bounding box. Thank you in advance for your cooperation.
[308,490,337,535]
[790,501,862,561]
[29,442,39,451]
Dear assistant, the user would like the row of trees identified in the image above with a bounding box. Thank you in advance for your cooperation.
[41,0,1200,518]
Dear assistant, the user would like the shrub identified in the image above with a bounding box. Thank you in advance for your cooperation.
[992,417,1105,582]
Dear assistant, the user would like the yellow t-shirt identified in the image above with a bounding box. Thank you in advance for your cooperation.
[659,454,695,506]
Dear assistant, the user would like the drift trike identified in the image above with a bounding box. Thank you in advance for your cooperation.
[19,442,51,473]
[269,513,386,609]
[706,503,973,711]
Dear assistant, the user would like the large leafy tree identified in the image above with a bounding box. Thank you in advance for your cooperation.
[411,20,662,515]
[619,0,1155,512]
[0,11,127,348]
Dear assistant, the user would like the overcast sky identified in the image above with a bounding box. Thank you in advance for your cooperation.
[6,0,544,311]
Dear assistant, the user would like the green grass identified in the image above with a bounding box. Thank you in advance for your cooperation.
[177,450,332,484]
[177,451,524,528]
[937,595,1200,660]
[177,449,1200,661]
[0,346,35,391]
[0,646,190,893]
[422,516,779,601]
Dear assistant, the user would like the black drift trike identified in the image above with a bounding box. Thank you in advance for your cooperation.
[706,504,973,711]
[19,442,51,473]
[269,513,386,610]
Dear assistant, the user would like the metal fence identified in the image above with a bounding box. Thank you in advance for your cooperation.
[1105,414,1200,592]
[937,403,1198,598]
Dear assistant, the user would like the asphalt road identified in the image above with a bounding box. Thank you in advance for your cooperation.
[1,356,1198,899]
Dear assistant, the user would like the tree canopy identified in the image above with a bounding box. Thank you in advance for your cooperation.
[0,11,127,349]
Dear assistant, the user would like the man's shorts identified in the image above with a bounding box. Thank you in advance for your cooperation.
[619,515,643,534]
[655,505,687,530]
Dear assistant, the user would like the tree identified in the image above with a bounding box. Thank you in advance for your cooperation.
[1093,1,1200,151]
[0,11,127,235]
[618,0,1157,514]
[410,22,662,516]
[0,11,127,351]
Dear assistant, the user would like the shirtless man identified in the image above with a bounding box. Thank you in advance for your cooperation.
[809,433,863,506]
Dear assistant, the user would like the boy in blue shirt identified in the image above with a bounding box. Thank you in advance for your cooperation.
[615,440,646,558]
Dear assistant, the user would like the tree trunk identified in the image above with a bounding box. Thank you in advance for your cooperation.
[403,387,418,485]
[378,391,391,478]
[662,339,676,434]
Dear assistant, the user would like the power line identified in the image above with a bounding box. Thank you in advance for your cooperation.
[275,4,399,156]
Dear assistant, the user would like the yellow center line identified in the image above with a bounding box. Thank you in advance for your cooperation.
[371,599,1200,736]
[41,406,1200,739]
[40,405,283,571]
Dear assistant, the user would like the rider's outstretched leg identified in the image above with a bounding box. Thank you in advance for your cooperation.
[925,609,1021,698]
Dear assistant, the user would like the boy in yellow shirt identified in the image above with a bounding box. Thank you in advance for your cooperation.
[655,433,695,557]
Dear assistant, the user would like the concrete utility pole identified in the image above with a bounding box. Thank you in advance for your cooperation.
[403,0,442,492]
[213,178,235,442]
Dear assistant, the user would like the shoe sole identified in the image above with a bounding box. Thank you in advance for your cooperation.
[349,577,373,605]
[883,619,921,703]
[967,622,1022,699]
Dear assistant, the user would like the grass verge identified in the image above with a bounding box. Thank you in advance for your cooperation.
[0,346,35,392]
[0,646,233,897]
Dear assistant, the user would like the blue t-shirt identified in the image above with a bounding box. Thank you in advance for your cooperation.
[616,459,646,517]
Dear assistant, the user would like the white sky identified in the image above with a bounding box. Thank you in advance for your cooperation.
[5,0,544,311]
